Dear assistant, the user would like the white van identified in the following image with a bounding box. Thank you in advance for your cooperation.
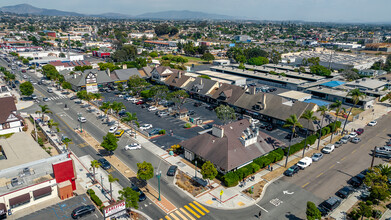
[297,157,313,169]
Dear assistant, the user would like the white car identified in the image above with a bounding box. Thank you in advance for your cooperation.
[297,157,312,169]
[125,96,133,101]
[78,117,87,123]
[348,132,358,139]
[124,143,141,150]
[368,120,377,126]
[140,124,153,130]
[148,106,158,111]
[109,126,118,133]
[321,144,335,154]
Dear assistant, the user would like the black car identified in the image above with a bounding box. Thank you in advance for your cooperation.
[318,197,342,216]
[164,102,175,107]
[205,105,214,111]
[194,102,202,107]
[98,158,111,170]
[259,123,267,129]
[266,125,274,131]
[70,96,77,100]
[131,184,146,201]
[167,165,178,176]
[188,110,196,116]
[285,133,298,139]
[284,165,300,177]
[336,186,354,199]
[348,174,365,188]
[118,110,127,117]
[71,205,95,219]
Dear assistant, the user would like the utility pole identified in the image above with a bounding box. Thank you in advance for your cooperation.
[156,171,161,201]
[371,146,377,168]
[33,115,38,141]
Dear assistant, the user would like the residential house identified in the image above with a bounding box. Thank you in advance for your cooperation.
[164,72,195,90]
[150,66,184,83]
[210,83,246,106]
[0,97,23,135]
[49,60,91,72]
[183,77,220,102]
[180,119,275,173]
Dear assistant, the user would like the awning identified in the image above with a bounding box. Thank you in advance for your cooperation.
[0,203,6,215]
[33,186,52,198]
[9,193,30,206]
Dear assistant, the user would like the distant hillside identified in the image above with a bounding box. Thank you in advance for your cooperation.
[0,3,84,17]
[136,10,234,20]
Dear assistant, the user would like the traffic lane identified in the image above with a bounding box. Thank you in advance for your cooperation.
[284,114,390,199]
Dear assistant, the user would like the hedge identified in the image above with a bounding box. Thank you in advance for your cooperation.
[87,189,95,196]
[90,194,103,206]
[222,122,342,187]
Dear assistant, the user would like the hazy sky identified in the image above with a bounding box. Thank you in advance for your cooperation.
[1,0,391,23]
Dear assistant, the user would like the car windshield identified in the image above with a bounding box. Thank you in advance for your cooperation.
[314,154,320,158]
[298,161,305,165]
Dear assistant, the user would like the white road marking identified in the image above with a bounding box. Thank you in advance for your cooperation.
[255,203,269,213]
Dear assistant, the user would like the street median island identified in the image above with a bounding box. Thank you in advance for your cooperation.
[176,170,208,197]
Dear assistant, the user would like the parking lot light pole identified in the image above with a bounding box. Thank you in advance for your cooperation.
[78,113,83,133]
[195,160,197,179]
[156,171,161,201]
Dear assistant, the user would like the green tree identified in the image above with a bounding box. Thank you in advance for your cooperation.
[168,90,189,110]
[100,101,112,117]
[127,75,150,97]
[201,161,218,187]
[342,70,360,81]
[244,47,268,60]
[19,81,34,96]
[150,85,169,105]
[342,89,366,134]
[356,202,373,219]
[63,137,72,149]
[61,81,72,90]
[118,187,139,210]
[108,174,119,202]
[316,106,328,150]
[201,52,215,63]
[300,110,318,157]
[215,105,236,125]
[269,49,281,64]
[283,114,303,167]
[121,112,138,137]
[307,57,320,66]
[101,133,119,156]
[149,51,158,58]
[247,57,269,66]
[137,161,154,182]
[306,201,321,220]
[329,100,342,142]
[42,64,60,80]
[59,52,66,58]
[310,65,331,76]
[90,160,101,183]
[198,75,211,80]
[154,24,170,36]
[38,105,52,122]
[364,165,391,201]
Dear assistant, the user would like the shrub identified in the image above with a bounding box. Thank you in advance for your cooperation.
[90,194,102,206]
[184,123,192,128]
[249,163,260,173]
[235,169,245,180]
[336,121,342,128]
[37,137,44,146]
[223,172,239,187]
[159,129,166,134]
[87,189,95,195]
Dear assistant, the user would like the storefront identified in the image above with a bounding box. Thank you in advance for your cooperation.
[0,203,7,219]
[103,200,128,219]
[9,193,30,209]
[33,186,52,200]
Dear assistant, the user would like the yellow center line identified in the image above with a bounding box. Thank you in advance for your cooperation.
[189,203,205,216]
[184,205,200,218]
[329,164,335,169]
[193,201,210,213]
[341,156,346,161]
[165,216,172,220]
[302,182,310,188]
[180,208,196,220]
[352,149,357,153]
[169,213,180,220]
[174,210,188,220]
[316,172,324,178]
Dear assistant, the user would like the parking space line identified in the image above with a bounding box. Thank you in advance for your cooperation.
[302,182,310,188]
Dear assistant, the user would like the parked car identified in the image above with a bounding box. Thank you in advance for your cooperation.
[284,164,300,177]
[259,122,267,129]
[336,186,354,199]
[70,96,77,100]
[114,129,125,138]
[167,165,178,176]
[136,100,145,105]
[124,143,141,150]
[348,132,358,139]
[98,158,111,170]
[71,205,95,219]
[311,153,324,162]
[148,106,158,111]
[355,128,364,135]
[164,101,175,107]
[334,141,343,148]
[187,110,196,116]
[297,157,312,169]
[31,94,37,100]
[351,137,361,144]
[131,183,146,201]
[266,125,275,131]
[109,126,118,133]
[78,117,87,123]
[140,124,153,130]
[194,102,202,107]
[205,105,214,111]
[340,135,351,144]
[368,120,377,126]
[322,144,335,154]
[148,128,162,136]
[47,88,53,93]
[158,111,169,117]
[318,197,342,216]
[348,174,366,187]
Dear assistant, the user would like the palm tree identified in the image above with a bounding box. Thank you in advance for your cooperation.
[108,174,119,202]
[111,101,125,115]
[329,100,342,142]
[283,114,303,167]
[316,106,328,150]
[121,112,138,138]
[342,89,366,134]
[100,101,111,117]
[375,164,391,178]
[62,137,72,150]
[38,105,52,122]
[90,160,101,183]
[300,110,318,157]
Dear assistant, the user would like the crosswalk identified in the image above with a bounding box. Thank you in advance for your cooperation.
[46,95,68,101]
[160,201,210,220]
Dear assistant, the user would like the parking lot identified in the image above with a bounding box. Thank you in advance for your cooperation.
[19,194,103,220]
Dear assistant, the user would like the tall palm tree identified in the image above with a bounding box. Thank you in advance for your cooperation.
[375,164,391,178]
[300,110,318,157]
[316,106,328,150]
[329,100,342,142]
[108,174,119,202]
[38,105,52,122]
[342,89,366,134]
[121,112,138,138]
[283,114,303,167]
[90,160,101,183]
[100,101,111,117]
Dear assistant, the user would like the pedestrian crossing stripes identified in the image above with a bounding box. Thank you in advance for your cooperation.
[160,201,209,220]
[46,95,68,101]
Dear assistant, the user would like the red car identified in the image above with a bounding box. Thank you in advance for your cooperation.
[355,128,364,135]
[136,100,144,105]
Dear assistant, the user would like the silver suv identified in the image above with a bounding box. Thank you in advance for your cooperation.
[340,135,351,144]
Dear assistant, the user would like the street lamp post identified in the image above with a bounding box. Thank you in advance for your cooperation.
[78,113,83,133]
[156,171,161,201]
[195,160,197,179]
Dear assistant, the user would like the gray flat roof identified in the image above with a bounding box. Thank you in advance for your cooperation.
[195,70,247,81]
[307,87,375,102]
[184,72,232,85]
[345,79,387,90]
[211,66,309,85]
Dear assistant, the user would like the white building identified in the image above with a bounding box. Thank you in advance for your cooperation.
[0,97,23,135]
[129,33,154,39]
